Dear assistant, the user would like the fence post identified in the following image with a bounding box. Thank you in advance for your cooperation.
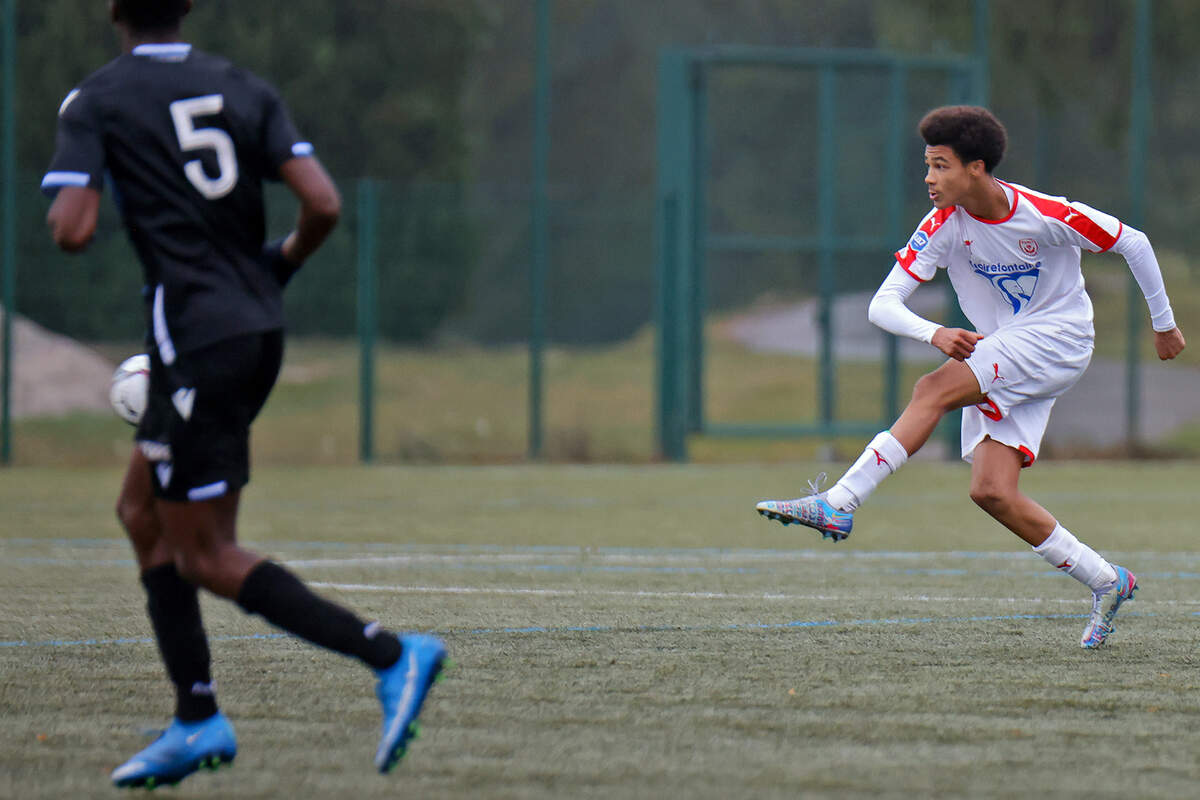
[656,49,693,461]
[1,0,17,465]
[816,65,837,434]
[529,0,550,459]
[687,62,707,434]
[356,178,379,464]
[657,193,686,461]
[883,61,908,425]
[1125,0,1151,452]
[972,0,990,106]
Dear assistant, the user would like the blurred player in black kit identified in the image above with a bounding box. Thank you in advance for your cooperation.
[43,0,446,788]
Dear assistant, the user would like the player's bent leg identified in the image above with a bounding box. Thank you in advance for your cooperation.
[156,490,262,599]
[234,561,451,770]
[757,360,981,539]
[111,711,236,789]
[374,634,449,773]
[161,488,452,771]
[890,358,985,454]
[969,440,1136,647]
[967,439,1056,546]
[116,448,173,569]
[115,448,226,783]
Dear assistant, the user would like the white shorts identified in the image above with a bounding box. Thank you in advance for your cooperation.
[960,322,1093,467]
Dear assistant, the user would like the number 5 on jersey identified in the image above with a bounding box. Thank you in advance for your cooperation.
[170,94,239,199]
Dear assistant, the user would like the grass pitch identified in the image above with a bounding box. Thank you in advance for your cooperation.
[3,461,1200,799]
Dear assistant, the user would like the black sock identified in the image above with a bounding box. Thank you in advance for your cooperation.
[235,561,401,670]
[141,564,219,722]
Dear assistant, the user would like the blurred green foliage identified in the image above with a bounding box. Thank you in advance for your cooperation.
[14,0,481,341]
[11,1,1200,345]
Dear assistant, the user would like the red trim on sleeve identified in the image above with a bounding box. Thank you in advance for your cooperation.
[1100,222,1124,254]
[895,206,955,278]
[1007,183,1120,251]
[895,258,929,282]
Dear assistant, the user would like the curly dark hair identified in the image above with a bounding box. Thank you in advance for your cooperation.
[918,106,1007,173]
[112,0,190,33]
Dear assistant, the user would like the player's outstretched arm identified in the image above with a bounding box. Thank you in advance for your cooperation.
[1155,327,1185,360]
[274,156,341,280]
[1108,225,1182,356]
[46,185,101,252]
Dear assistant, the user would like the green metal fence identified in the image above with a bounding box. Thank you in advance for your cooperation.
[0,0,1171,467]
[655,45,982,462]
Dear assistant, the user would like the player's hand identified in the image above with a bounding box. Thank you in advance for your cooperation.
[280,231,303,266]
[931,327,984,361]
[1155,327,1186,360]
[263,234,303,287]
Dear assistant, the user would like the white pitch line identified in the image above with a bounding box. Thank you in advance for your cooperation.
[307,582,1200,606]
[266,551,1044,566]
[309,582,813,600]
[285,553,582,567]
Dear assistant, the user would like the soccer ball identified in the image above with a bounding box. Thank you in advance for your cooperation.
[109,354,150,425]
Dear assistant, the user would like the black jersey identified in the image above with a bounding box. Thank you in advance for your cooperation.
[42,43,312,359]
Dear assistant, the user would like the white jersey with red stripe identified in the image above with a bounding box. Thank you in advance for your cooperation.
[893,180,1121,340]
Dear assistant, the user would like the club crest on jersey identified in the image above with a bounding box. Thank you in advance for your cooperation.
[1019,238,1038,257]
[908,231,929,252]
[971,260,1041,314]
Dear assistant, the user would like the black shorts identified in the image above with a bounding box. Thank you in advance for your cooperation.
[136,330,283,502]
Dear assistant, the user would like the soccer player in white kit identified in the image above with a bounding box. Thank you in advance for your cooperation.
[756,106,1186,649]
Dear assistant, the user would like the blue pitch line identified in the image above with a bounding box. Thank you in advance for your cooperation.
[14,553,1200,585]
[0,538,1112,560]
[452,611,1157,636]
[12,557,136,567]
[7,556,767,575]
[8,538,1200,566]
[0,632,288,649]
[11,554,1200,584]
[0,556,1058,578]
[0,612,1155,650]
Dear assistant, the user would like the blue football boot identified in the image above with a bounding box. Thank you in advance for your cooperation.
[756,473,854,541]
[374,634,448,773]
[111,711,236,789]
[1081,565,1138,649]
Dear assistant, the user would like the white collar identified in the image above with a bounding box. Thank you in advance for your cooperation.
[131,43,192,61]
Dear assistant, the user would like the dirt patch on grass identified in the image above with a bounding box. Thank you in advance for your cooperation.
[1,309,114,419]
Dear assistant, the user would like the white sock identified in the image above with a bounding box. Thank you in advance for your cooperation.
[826,431,909,512]
[1033,523,1117,591]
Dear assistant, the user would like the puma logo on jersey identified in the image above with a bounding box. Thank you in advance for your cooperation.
[1064,210,1079,223]
[991,363,1005,384]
